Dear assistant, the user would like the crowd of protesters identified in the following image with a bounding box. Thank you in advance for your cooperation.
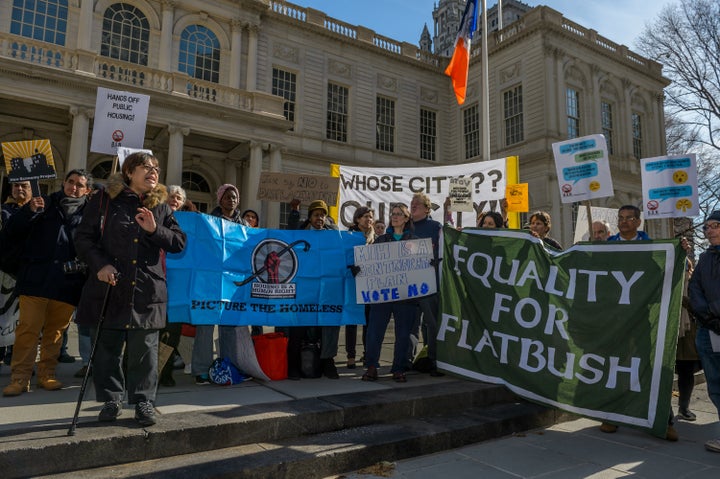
[1,170,718,455]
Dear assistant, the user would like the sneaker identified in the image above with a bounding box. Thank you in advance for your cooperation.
[599,422,618,433]
[135,400,156,426]
[98,401,122,422]
[74,365,90,378]
[58,353,76,363]
[322,358,339,379]
[195,374,210,384]
[705,438,720,453]
[677,408,696,421]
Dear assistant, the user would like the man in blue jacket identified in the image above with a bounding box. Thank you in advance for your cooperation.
[2,170,91,397]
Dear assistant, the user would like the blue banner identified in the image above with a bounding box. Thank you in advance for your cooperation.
[166,212,366,326]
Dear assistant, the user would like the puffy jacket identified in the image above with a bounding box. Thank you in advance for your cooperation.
[2,190,87,305]
[74,174,186,330]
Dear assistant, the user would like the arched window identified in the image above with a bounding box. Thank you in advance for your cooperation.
[10,0,68,45]
[179,25,220,83]
[181,171,211,213]
[101,3,150,65]
[90,160,114,181]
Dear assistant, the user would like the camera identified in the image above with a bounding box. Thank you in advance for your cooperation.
[63,259,88,275]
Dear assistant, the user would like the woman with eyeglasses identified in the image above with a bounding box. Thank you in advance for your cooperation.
[74,152,186,427]
[688,210,720,454]
[361,204,418,383]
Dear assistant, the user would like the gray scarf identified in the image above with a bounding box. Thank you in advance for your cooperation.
[60,195,87,217]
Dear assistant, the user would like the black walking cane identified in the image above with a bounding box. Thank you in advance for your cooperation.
[68,274,118,436]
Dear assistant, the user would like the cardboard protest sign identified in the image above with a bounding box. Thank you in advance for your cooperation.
[552,134,614,203]
[117,147,153,167]
[1,139,56,182]
[448,177,474,212]
[257,172,340,206]
[90,87,150,155]
[505,183,528,213]
[353,238,436,304]
[640,154,699,219]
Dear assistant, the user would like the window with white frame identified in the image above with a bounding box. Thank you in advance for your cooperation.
[376,96,395,152]
[326,82,348,142]
[11,0,68,45]
[100,3,150,65]
[632,112,643,159]
[463,103,480,159]
[601,101,614,154]
[272,68,297,127]
[420,108,437,161]
[179,25,220,83]
[566,88,580,139]
[503,85,524,145]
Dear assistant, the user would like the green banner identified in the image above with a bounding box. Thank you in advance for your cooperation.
[439,227,685,438]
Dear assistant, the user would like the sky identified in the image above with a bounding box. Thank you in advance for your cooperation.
[292,0,677,51]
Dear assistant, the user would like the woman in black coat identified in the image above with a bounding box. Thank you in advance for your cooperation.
[75,153,186,426]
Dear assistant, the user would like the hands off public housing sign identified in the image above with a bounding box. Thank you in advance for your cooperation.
[439,228,684,438]
[91,87,150,155]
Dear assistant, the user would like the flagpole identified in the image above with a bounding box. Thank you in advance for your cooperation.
[481,0,490,161]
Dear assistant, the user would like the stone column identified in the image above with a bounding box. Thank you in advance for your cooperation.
[68,106,92,172]
[242,142,263,213]
[166,124,189,186]
[590,65,602,135]
[158,0,175,72]
[246,24,259,91]
[265,145,283,228]
[229,19,243,89]
[224,158,238,187]
[77,0,93,51]
[621,79,634,158]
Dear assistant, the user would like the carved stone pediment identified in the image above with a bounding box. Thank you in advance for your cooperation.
[377,74,397,92]
[273,42,299,63]
[328,59,352,79]
[420,87,438,104]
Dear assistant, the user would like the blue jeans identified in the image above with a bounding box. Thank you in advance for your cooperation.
[696,327,720,417]
[365,302,416,374]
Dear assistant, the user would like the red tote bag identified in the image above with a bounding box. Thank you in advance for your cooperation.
[252,332,288,380]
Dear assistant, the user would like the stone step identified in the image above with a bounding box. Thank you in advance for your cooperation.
[2,380,567,478]
[40,401,562,479]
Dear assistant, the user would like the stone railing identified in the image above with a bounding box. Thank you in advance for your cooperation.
[0,32,75,70]
[267,0,436,65]
[0,32,284,118]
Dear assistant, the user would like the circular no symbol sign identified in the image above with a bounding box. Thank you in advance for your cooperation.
[112,130,124,142]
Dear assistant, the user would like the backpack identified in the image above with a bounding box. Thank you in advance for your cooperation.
[208,357,250,385]
[300,340,322,378]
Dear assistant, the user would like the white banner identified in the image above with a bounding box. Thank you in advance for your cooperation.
[90,87,150,155]
[354,238,436,304]
[338,159,506,228]
[552,134,614,203]
[640,154,699,219]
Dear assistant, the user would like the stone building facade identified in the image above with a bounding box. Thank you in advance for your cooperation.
[0,0,669,242]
